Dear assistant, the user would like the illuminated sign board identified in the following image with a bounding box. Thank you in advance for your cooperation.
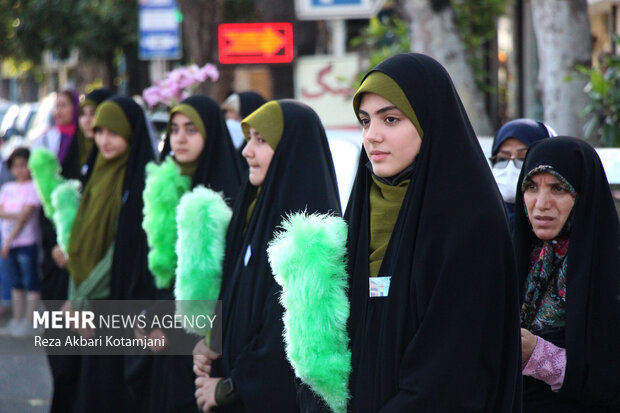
[218,23,294,64]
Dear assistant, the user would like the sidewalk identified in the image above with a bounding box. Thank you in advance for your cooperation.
[0,317,52,413]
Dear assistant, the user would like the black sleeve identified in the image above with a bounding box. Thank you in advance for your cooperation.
[229,283,298,411]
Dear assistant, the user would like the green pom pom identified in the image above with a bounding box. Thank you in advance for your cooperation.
[28,148,64,219]
[51,180,82,255]
[175,186,232,336]
[268,212,351,413]
[142,158,191,289]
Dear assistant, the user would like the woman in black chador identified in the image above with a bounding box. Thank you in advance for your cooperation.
[514,137,620,412]
[193,100,341,412]
[137,95,242,412]
[65,96,157,412]
[297,53,522,412]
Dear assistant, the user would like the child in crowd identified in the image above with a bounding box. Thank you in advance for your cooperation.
[0,147,41,337]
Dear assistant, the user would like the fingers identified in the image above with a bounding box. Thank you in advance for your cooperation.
[203,346,221,360]
[193,354,212,376]
[193,338,207,356]
[192,338,221,360]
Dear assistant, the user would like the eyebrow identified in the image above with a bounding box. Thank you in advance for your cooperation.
[498,148,528,155]
[358,105,400,117]
[171,121,195,127]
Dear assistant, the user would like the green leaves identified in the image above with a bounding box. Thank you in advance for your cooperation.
[451,0,508,94]
[349,15,410,89]
[576,36,620,147]
[0,0,137,69]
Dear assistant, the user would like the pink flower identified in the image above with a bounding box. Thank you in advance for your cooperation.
[142,62,219,107]
[159,83,182,102]
[143,86,163,108]
[197,63,219,82]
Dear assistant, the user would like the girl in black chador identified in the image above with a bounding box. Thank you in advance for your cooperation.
[193,100,341,412]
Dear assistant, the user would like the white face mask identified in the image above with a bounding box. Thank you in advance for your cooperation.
[492,161,521,203]
[226,119,245,150]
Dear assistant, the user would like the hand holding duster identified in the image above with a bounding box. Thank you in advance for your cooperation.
[51,180,82,255]
[175,186,232,336]
[142,158,191,288]
[268,212,351,413]
[28,147,64,219]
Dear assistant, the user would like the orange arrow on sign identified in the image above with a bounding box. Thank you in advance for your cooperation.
[224,27,285,56]
[219,23,294,64]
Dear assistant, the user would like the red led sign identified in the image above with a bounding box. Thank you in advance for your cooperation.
[218,22,294,64]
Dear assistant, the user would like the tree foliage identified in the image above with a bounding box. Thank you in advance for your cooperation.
[349,15,410,88]
[350,0,507,94]
[451,0,507,92]
[577,36,620,147]
[0,0,136,68]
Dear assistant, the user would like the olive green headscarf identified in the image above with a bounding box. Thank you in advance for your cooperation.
[241,101,284,225]
[76,129,93,168]
[78,88,114,166]
[168,103,207,177]
[352,71,423,139]
[241,100,284,150]
[67,101,132,286]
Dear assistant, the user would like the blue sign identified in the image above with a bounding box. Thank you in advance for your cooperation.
[296,0,384,20]
[139,0,181,60]
[311,0,362,5]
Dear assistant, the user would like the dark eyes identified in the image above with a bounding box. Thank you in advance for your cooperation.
[170,127,197,135]
[358,116,400,127]
[523,183,570,193]
[552,185,569,193]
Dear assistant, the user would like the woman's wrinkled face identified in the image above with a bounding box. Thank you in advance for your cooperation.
[95,127,128,160]
[54,93,74,126]
[242,127,274,186]
[523,172,576,240]
[79,104,96,139]
[358,93,422,178]
[170,112,205,163]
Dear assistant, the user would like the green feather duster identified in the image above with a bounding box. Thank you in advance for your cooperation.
[142,158,191,289]
[51,180,82,255]
[28,148,64,219]
[268,212,351,413]
[175,186,232,336]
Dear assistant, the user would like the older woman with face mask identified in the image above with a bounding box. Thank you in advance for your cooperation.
[514,137,620,411]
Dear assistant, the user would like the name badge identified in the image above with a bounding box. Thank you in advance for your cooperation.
[369,276,391,297]
[244,245,251,267]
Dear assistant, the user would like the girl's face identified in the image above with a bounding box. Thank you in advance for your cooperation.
[95,127,129,160]
[242,127,274,186]
[54,93,74,126]
[79,104,97,139]
[358,93,422,178]
[169,112,205,163]
[523,172,576,240]
[10,157,30,182]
